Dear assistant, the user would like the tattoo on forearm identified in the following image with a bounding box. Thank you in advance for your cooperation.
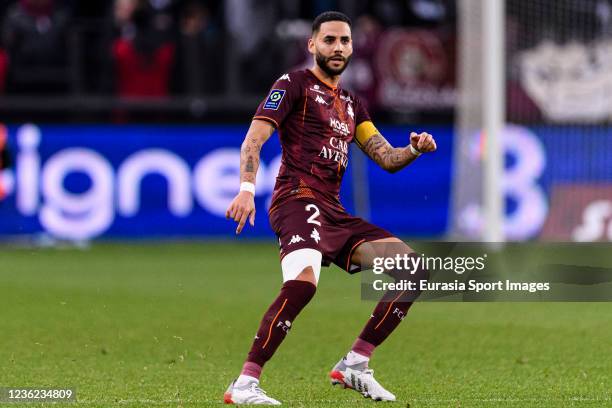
[245,157,254,172]
[362,133,415,172]
[240,138,262,183]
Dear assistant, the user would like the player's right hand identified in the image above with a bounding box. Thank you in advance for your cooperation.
[226,191,256,234]
[410,132,437,153]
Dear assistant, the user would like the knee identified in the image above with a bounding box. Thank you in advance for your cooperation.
[295,266,318,286]
[383,253,428,302]
[280,279,317,307]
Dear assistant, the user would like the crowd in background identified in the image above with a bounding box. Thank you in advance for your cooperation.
[2,0,611,124]
[0,0,455,104]
[0,0,225,96]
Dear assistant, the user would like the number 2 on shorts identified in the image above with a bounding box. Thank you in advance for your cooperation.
[305,204,321,226]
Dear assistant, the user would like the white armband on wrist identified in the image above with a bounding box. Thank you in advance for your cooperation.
[240,182,255,194]
[409,145,422,157]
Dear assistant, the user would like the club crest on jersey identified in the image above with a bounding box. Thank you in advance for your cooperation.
[263,89,286,110]
[278,73,291,82]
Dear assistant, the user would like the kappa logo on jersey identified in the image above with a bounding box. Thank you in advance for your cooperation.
[263,89,286,110]
[278,73,291,82]
[288,234,305,245]
[329,117,350,136]
[310,228,321,243]
[347,103,354,120]
[315,95,328,105]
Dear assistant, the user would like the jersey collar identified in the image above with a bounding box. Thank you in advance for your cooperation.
[307,68,339,92]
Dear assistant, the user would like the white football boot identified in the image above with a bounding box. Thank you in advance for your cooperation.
[330,357,396,402]
[224,378,281,405]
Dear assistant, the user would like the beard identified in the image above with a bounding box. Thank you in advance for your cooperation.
[315,52,352,77]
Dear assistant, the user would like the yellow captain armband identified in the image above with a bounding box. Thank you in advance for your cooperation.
[355,121,379,147]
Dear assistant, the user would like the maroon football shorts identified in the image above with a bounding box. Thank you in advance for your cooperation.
[269,198,394,273]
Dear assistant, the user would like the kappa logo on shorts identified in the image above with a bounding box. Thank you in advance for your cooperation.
[288,235,305,245]
[263,89,286,110]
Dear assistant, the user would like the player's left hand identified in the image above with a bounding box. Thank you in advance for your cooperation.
[410,132,437,153]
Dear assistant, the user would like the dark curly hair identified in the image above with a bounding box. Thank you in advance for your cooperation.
[312,11,351,34]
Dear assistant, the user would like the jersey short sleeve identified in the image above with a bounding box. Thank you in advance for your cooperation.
[353,96,371,126]
[253,73,302,128]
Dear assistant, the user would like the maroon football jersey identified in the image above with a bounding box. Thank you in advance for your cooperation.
[254,69,371,211]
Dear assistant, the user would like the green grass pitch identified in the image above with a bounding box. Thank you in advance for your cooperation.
[1,242,611,407]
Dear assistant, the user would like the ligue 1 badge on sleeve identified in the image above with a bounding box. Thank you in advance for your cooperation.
[264,89,286,110]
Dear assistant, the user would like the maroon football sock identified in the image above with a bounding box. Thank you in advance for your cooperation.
[351,338,376,359]
[358,253,428,347]
[245,280,316,368]
[357,292,414,347]
[239,361,262,379]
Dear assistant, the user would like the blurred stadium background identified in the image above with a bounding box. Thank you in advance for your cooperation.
[1,0,611,406]
[0,0,610,242]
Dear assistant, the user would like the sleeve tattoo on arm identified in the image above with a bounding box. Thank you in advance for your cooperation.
[362,133,415,173]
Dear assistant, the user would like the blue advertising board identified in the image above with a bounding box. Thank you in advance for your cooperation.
[0,124,453,240]
[369,125,453,237]
[453,124,612,240]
